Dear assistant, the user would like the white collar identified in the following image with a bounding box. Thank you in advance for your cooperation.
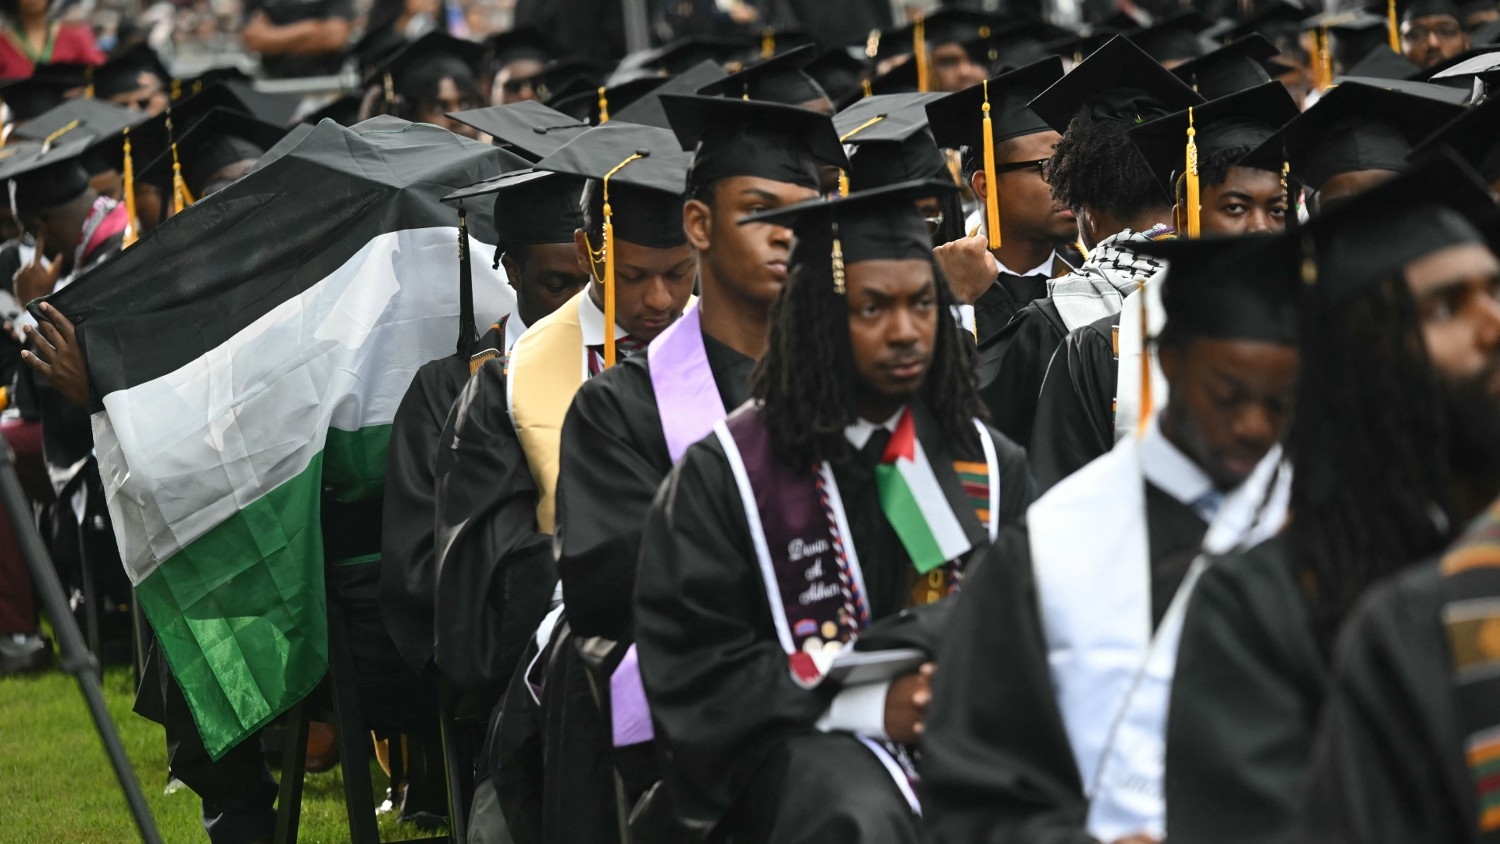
[576,287,628,347]
[996,251,1056,278]
[503,310,529,353]
[844,407,906,449]
[1138,413,1216,508]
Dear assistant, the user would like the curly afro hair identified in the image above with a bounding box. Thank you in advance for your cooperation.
[1047,118,1170,218]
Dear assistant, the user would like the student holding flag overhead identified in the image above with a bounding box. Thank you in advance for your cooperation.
[922,231,1300,844]
[635,179,1033,842]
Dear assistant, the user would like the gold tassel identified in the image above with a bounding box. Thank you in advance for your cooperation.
[1185,106,1200,239]
[166,111,194,216]
[170,77,181,100]
[861,78,874,98]
[384,72,396,113]
[597,86,610,123]
[1136,279,1152,436]
[831,222,847,295]
[838,169,850,196]
[1388,0,1401,52]
[598,153,643,368]
[762,27,775,59]
[1075,237,1089,261]
[1314,28,1333,91]
[914,14,930,93]
[122,128,137,247]
[981,79,1001,249]
[84,66,94,99]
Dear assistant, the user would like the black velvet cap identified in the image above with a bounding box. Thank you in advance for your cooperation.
[1221,0,1310,42]
[13,97,144,145]
[964,18,1075,69]
[742,179,962,270]
[696,44,830,106]
[365,31,485,96]
[534,121,690,247]
[1309,11,1393,71]
[1427,45,1500,78]
[533,57,612,104]
[88,81,266,177]
[805,48,869,108]
[1127,11,1216,63]
[138,106,288,197]
[0,63,92,121]
[1412,94,1500,181]
[837,92,949,188]
[1342,44,1421,78]
[633,36,754,75]
[0,134,94,215]
[302,93,363,127]
[926,57,1064,152]
[550,73,666,125]
[606,61,728,129]
[661,94,846,189]
[1171,34,1291,97]
[1128,81,1301,196]
[1044,29,1122,62]
[1133,232,1299,343]
[868,58,923,96]
[1336,74,1473,101]
[446,100,590,160]
[486,26,555,67]
[1299,150,1500,301]
[838,92,946,144]
[1028,35,1204,132]
[446,168,585,245]
[878,9,1005,60]
[95,42,171,100]
[1401,0,1464,21]
[1239,80,1466,189]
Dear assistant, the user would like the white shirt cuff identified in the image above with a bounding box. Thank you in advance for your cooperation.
[814,679,891,741]
[956,303,976,334]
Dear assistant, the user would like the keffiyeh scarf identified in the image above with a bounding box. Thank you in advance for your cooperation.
[1049,225,1174,332]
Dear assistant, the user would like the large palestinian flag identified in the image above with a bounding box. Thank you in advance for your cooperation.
[46,116,522,758]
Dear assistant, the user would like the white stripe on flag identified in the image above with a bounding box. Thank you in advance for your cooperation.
[903,439,972,560]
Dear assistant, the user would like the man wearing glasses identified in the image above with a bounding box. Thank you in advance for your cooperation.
[1401,0,1470,69]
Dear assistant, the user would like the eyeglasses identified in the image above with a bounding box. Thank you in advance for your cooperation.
[924,211,945,234]
[996,158,1051,182]
[1402,21,1464,40]
[502,75,540,94]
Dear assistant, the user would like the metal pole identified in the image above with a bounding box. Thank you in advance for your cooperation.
[0,441,163,844]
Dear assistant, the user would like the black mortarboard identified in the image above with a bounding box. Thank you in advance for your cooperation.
[0,133,94,215]
[445,168,585,245]
[805,48,869,107]
[878,10,1005,61]
[964,18,1075,69]
[661,94,846,190]
[1222,0,1310,42]
[1171,34,1292,97]
[1128,81,1301,197]
[839,91,946,144]
[551,73,667,125]
[1423,44,1500,80]
[1341,43,1421,77]
[13,97,144,145]
[1127,11,1216,63]
[533,57,612,104]
[836,93,948,189]
[365,32,485,97]
[1028,35,1204,132]
[534,121,690,247]
[926,57,1064,151]
[1044,28,1121,63]
[448,100,590,160]
[1300,150,1500,300]
[609,61,728,128]
[95,42,170,101]
[1412,94,1500,181]
[1333,74,1472,101]
[302,93,363,127]
[0,63,90,120]
[1133,232,1299,343]
[1308,11,1394,72]
[486,26,555,67]
[754,27,819,56]
[138,107,288,197]
[89,81,262,177]
[633,35,753,75]
[1401,0,1464,21]
[695,44,830,107]
[868,58,923,96]
[1240,80,1466,189]
[743,179,961,273]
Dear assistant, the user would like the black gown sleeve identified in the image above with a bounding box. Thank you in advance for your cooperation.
[1304,561,1475,844]
[554,359,670,641]
[1029,318,1115,493]
[978,302,1064,452]
[634,435,837,834]
[1164,538,1327,844]
[921,528,1095,844]
[431,358,556,697]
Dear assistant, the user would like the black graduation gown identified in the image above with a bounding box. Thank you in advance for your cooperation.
[978,299,1066,453]
[539,331,756,844]
[635,417,1034,840]
[1163,535,1327,844]
[1029,313,1116,493]
[381,324,515,682]
[1304,560,1478,844]
[973,272,1052,349]
[922,484,1206,844]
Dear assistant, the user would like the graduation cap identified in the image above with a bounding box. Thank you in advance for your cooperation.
[1333,74,1472,102]
[0,131,97,217]
[137,106,288,198]
[661,94,846,191]
[741,178,960,294]
[444,168,585,248]
[1171,34,1294,97]
[805,48,870,107]
[754,26,819,58]
[302,93,363,127]
[534,121,691,366]
[695,44,831,108]
[1027,35,1204,132]
[1400,0,1465,22]
[633,35,754,75]
[1298,149,1500,301]
[1240,79,1466,189]
[875,9,1005,93]
[1422,43,1500,84]
[1221,0,1310,42]
[1044,28,1121,64]
[447,100,590,160]
[867,58,924,96]
[963,18,1075,69]
[1133,231,1299,343]
[12,97,144,147]
[486,26,555,68]
[1126,10,1216,64]
[609,60,728,129]
[1303,11,1390,86]
[1127,81,1301,235]
[1341,42,1422,77]
[924,58,1064,247]
[1412,93,1500,182]
[551,73,667,124]
[94,42,171,103]
[833,93,948,190]
[0,63,92,121]
[533,57,612,105]
[364,31,486,100]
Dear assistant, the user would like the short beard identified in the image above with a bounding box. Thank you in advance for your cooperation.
[1441,361,1500,493]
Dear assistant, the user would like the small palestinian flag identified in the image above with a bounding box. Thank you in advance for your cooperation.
[46,116,518,759]
[874,408,972,574]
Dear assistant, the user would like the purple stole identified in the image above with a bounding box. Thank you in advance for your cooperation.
[610,301,727,747]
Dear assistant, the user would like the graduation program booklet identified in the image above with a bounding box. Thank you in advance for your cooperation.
[825,647,927,686]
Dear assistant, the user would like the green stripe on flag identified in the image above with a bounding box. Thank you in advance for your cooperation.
[876,463,946,574]
[325,424,393,504]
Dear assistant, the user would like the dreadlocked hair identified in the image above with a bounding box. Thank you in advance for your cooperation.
[1048,118,1170,218]
[751,250,986,471]
[1289,272,1453,660]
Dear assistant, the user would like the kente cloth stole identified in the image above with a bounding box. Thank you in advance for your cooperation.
[1442,503,1500,840]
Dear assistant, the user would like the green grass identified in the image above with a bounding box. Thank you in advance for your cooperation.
[0,665,439,843]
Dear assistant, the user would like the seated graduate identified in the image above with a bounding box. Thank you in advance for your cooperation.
[1163,154,1500,844]
[977,36,1201,452]
[546,93,847,839]
[921,230,1301,844]
[1028,81,1298,491]
[634,180,1035,843]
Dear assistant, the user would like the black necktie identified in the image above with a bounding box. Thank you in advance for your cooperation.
[863,428,892,468]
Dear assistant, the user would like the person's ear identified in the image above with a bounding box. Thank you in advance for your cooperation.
[969,168,987,203]
[683,197,713,253]
[500,252,521,292]
[573,229,593,278]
